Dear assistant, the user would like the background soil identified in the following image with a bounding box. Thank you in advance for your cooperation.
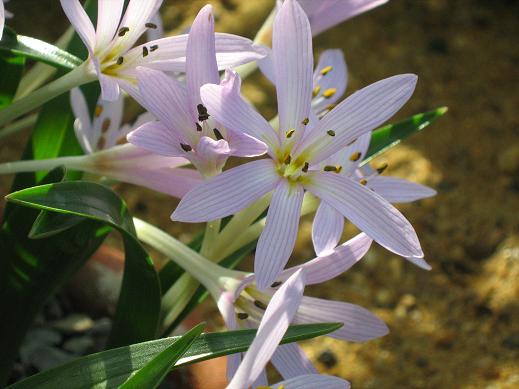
[1,0,518,388]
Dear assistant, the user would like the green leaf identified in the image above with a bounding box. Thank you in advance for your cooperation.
[29,211,85,239]
[362,106,448,164]
[0,27,82,70]
[0,51,25,107]
[8,323,341,389]
[6,181,162,348]
[119,323,205,389]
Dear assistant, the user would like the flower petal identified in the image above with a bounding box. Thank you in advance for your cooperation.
[217,292,242,381]
[70,88,94,154]
[172,159,279,222]
[296,74,417,164]
[186,5,219,109]
[305,172,423,258]
[226,130,268,158]
[201,69,279,151]
[145,12,164,41]
[95,0,124,49]
[255,179,304,290]
[312,49,348,113]
[0,1,5,41]
[60,0,96,54]
[273,0,313,135]
[271,343,317,380]
[93,58,121,101]
[127,120,184,157]
[295,297,388,341]
[272,374,350,389]
[368,177,437,203]
[92,94,125,149]
[227,269,306,389]
[312,201,344,256]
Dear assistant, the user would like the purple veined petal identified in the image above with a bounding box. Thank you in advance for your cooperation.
[294,296,388,342]
[93,58,121,101]
[295,74,418,164]
[226,269,306,389]
[172,159,280,222]
[216,292,242,381]
[189,136,231,176]
[253,370,269,388]
[186,4,219,112]
[257,48,275,84]
[95,0,124,49]
[312,49,348,113]
[60,0,96,55]
[135,67,196,142]
[92,93,125,149]
[0,1,4,40]
[201,69,279,152]
[226,130,268,158]
[305,172,424,258]
[272,374,351,389]
[127,120,185,157]
[273,0,313,136]
[255,179,304,290]
[368,176,437,203]
[299,0,389,36]
[404,256,432,271]
[70,88,94,154]
[312,201,344,256]
[145,11,163,41]
[271,343,317,380]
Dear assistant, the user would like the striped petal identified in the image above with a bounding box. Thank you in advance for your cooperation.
[217,292,242,381]
[271,343,317,380]
[272,374,350,389]
[312,49,348,113]
[60,0,96,54]
[127,120,184,157]
[95,0,124,49]
[70,88,94,154]
[312,201,344,256]
[368,177,437,203]
[255,179,304,290]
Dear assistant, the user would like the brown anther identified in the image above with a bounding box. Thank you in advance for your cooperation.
[271,281,282,288]
[360,178,368,185]
[285,128,295,138]
[302,162,309,172]
[327,130,336,137]
[197,104,209,121]
[96,136,106,150]
[213,128,224,140]
[324,165,342,173]
[347,138,357,146]
[301,118,309,125]
[150,44,159,52]
[142,46,149,57]
[322,88,336,98]
[376,163,388,174]
[116,56,124,65]
[237,312,249,320]
[312,85,321,97]
[118,27,130,36]
[254,300,267,310]
[349,151,361,162]
[101,118,111,133]
[320,65,333,75]
[94,105,103,117]
[195,123,203,132]
[284,154,292,165]
[180,143,192,152]
[326,103,337,111]
[145,22,158,29]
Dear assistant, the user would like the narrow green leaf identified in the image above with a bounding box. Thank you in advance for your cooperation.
[8,323,341,389]
[120,323,205,389]
[29,211,84,239]
[0,27,82,70]
[0,51,25,107]
[362,106,448,164]
[6,181,162,348]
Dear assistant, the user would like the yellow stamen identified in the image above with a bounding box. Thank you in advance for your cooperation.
[324,165,342,173]
[284,154,292,165]
[285,128,295,138]
[360,178,368,185]
[301,117,309,125]
[349,151,361,162]
[94,105,103,117]
[320,65,333,75]
[326,103,337,111]
[327,130,335,136]
[101,118,111,133]
[322,88,336,98]
[312,85,321,97]
[302,162,309,172]
[376,163,388,174]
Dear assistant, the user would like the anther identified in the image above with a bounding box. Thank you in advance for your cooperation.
[213,128,224,140]
[326,103,337,111]
[283,154,292,165]
[237,312,249,320]
[150,44,159,52]
[349,151,361,162]
[301,118,309,125]
[347,138,357,146]
[94,105,103,117]
[96,137,106,150]
[320,65,333,75]
[101,118,111,133]
[285,128,295,138]
[271,281,282,288]
[118,27,130,36]
[327,130,335,136]
[322,88,336,98]
[116,56,124,65]
[195,123,202,132]
[142,46,149,57]
[254,300,267,310]
[302,162,309,172]
[360,178,368,185]
[197,104,209,121]
[376,163,388,174]
[324,165,342,173]
[180,143,192,152]
[145,22,158,29]
[312,85,321,97]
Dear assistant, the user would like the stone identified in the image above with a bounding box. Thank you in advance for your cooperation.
[27,346,74,371]
[51,314,94,334]
[63,336,94,355]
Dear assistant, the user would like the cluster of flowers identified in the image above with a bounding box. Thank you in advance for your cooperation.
[1,0,436,387]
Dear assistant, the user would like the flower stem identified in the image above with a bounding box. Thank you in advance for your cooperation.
[0,63,93,127]
[0,113,37,139]
[0,155,89,175]
[200,219,221,258]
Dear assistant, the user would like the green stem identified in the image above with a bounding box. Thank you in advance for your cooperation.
[0,113,37,139]
[160,274,199,334]
[0,63,93,127]
[0,155,88,175]
[200,219,221,258]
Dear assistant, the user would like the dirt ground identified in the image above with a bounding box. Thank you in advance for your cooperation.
[1,0,518,388]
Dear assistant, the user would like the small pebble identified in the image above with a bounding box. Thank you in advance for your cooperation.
[90,317,112,335]
[27,346,74,371]
[51,314,94,334]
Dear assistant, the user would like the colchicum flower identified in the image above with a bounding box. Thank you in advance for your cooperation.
[60,0,267,101]
[127,5,267,177]
[173,0,423,289]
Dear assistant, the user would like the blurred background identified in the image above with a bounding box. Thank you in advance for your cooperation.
[1,0,518,388]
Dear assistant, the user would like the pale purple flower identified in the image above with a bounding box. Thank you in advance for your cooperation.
[60,0,267,101]
[0,0,12,40]
[127,5,267,177]
[225,269,351,389]
[173,0,422,289]
[217,234,387,386]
